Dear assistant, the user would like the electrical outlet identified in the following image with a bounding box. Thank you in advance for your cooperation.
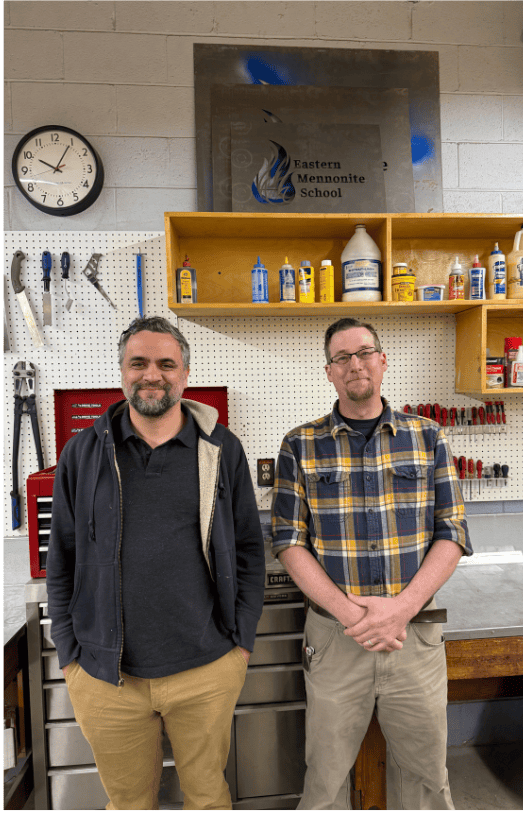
[257,458,275,486]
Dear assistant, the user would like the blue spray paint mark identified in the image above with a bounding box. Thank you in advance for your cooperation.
[411,134,434,165]
[245,55,293,85]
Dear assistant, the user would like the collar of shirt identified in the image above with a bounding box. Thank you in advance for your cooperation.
[330,397,398,438]
[119,403,198,448]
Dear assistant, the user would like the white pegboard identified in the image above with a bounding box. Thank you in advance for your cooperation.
[4,232,522,538]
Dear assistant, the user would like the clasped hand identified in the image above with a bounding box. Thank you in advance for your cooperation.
[343,594,410,652]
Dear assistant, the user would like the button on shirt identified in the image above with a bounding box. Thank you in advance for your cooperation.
[271,399,472,597]
[115,405,233,678]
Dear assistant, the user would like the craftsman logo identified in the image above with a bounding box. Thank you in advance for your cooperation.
[267,573,294,586]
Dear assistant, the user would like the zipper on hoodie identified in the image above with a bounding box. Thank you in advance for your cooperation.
[204,446,222,578]
[112,438,125,687]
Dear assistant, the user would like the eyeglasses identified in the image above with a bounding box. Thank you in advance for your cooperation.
[328,348,380,366]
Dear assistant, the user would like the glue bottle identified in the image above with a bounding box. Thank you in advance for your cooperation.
[448,257,464,300]
[469,255,485,300]
[252,256,269,303]
[507,224,523,299]
[487,242,506,300]
[279,257,296,302]
[176,255,197,303]
[298,261,315,303]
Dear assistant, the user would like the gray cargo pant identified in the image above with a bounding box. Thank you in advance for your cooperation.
[299,605,453,810]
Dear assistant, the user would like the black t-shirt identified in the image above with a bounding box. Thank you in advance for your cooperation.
[342,412,383,440]
[113,405,233,678]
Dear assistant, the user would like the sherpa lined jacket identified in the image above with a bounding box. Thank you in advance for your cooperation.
[46,399,265,686]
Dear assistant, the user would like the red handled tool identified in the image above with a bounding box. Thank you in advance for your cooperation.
[441,407,448,427]
[458,456,466,480]
[403,404,412,413]
[424,404,432,420]
[417,404,424,416]
[476,460,482,479]
[433,403,441,424]
[450,407,457,427]
[468,459,475,479]
[500,401,506,424]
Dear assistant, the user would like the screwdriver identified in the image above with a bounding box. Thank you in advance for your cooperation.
[459,456,467,480]
[441,407,448,427]
[433,403,441,424]
[424,404,432,420]
[476,460,482,479]
[468,459,475,479]
[417,404,424,416]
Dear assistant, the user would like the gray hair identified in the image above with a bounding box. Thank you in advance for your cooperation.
[324,318,382,363]
[118,316,190,368]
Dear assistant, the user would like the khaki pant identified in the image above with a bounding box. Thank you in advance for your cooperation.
[65,648,247,810]
[299,606,453,810]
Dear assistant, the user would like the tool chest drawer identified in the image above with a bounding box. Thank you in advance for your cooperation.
[238,664,305,705]
[250,633,303,666]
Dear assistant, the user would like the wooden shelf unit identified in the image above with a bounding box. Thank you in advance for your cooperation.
[164,212,523,396]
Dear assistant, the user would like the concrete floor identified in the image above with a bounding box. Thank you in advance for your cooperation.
[21,742,523,809]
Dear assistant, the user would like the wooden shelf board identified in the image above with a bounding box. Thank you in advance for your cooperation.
[167,301,501,318]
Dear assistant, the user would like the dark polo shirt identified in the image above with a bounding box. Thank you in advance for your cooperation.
[114,405,234,678]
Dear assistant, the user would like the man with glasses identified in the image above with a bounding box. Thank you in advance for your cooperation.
[271,317,472,810]
[47,316,265,810]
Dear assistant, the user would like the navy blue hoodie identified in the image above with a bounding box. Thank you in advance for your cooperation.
[46,399,265,686]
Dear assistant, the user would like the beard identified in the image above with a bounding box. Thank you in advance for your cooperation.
[122,382,183,417]
[345,378,374,403]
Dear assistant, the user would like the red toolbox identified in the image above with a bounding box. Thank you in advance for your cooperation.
[27,387,228,578]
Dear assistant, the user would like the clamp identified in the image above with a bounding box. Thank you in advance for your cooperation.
[11,361,45,529]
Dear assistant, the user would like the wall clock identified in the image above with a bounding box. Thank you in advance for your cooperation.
[12,125,104,216]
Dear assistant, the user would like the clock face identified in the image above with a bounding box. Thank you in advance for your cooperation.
[12,125,104,216]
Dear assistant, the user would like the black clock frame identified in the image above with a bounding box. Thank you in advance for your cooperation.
[12,125,105,217]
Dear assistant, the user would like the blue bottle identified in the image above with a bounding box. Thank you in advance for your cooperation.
[251,256,269,303]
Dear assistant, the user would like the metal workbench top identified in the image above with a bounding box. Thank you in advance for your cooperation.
[19,558,523,643]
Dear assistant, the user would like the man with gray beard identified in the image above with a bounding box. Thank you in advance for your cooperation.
[46,316,265,810]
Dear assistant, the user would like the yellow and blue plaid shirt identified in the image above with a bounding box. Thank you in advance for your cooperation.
[271,399,472,596]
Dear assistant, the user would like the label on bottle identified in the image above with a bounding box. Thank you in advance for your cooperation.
[342,259,381,294]
[252,268,269,303]
[449,273,465,300]
[279,268,296,302]
[298,268,315,302]
[179,269,194,303]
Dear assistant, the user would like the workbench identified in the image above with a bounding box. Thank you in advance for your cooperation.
[351,559,523,809]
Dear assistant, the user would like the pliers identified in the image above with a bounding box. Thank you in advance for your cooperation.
[11,361,45,529]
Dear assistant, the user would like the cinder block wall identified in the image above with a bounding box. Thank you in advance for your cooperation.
[4,1,523,230]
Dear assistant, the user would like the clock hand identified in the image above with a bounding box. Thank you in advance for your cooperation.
[39,159,63,173]
[54,145,70,172]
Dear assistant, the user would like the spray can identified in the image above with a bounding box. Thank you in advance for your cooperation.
[175,255,197,304]
[251,256,269,303]
[448,257,465,300]
[507,224,523,299]
[319,260,335,303]
[468,255,485,300]
[298,261,315,303]
[341,225,382,301]
[487,242,506,300]
[279,257,296,302]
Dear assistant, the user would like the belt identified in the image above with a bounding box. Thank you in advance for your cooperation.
[307,599,447,625]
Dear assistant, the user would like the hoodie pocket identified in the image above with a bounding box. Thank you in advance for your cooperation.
[68,563,118,650]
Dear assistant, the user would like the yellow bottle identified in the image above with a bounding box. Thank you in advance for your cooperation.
[319,260,335,303]
[298,261,315,303]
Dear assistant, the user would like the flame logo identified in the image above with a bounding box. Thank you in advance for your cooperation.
[252,141,295,205]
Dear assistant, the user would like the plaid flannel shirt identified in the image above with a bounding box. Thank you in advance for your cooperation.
[271,399,472,597]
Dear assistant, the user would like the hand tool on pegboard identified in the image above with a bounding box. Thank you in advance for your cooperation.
[42,250,52,325]
[134,252,146,317]
[11,361,45,529]
[4,274,10,352]
[11,251,45,348]
[61,251,73,311]
[81,253,117,310]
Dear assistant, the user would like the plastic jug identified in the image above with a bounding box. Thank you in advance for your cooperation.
[341,225,382,301]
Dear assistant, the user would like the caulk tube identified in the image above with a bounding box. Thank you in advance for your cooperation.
[469,255,485,300]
